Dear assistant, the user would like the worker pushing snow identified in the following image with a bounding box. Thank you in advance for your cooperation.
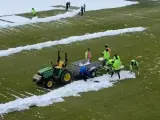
[102,48,110,66]
[111,54,121,79]
[106,58,114,73]
[80,6,84,16]
[31,8,36,17]
[130,59,139,75]
[66,2,70,11]
[113,54,121,65]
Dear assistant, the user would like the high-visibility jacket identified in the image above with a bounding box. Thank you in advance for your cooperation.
[107,59,114,65]
[130,60,139,71]
[32,9,36,15]
[103,50,110,60]
[112,59,121,70]
[113,55,120,61]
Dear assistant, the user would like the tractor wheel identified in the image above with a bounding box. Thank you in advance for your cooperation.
[45,79,54,89]
[61,70,72,84]
[90,70,97,78]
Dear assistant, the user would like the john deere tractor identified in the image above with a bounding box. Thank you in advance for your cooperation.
[33,50,72,88]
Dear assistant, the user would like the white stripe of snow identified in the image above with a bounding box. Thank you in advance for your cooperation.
[0,0,138,16]
[0,6,66,16]
[0,27,146,57]
[0,71,135,114]
[0,21,10,25]
[0,15,31,23]
[0,10,79,28]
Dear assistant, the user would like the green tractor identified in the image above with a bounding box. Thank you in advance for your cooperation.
[33,50,73,88]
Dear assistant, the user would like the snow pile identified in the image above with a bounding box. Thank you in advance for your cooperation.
[0,71,135,115]
[0,15,31,23]
[0,27,146,57]
[0,10,79,28]
[0,0,138,16]
[79,61,91,66]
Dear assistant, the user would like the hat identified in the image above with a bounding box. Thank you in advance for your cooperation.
[105,44,108,47]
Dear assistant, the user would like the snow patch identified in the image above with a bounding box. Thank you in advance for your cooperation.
[0,15,30,23]
[0,0,138,16]
[0,0,138,28]
[0,10,79,28]
[0,71,135,115]
[0,27,146,57]
[79,61,91,66]
[0,21,10,25]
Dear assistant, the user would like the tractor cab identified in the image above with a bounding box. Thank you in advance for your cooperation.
[52,50,68,69]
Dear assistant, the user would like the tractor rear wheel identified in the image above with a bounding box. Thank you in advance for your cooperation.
[61,70,72,84]
[45,79,54,89]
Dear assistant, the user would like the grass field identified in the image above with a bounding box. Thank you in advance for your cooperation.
[0,0,160,120]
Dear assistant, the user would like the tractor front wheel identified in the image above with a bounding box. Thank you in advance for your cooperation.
[45,79,54,89]
[61,70,72,84]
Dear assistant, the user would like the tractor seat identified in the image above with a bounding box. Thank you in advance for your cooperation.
[55,61,64,69]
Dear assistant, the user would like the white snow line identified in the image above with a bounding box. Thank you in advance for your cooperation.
[36,89,45,93]
[37,87,52,92]
[0,94,8,98]
[0,71,135,115]
[5,88,28,97]
[0,10,79,28]
[0,27,146,57]
[24,92,35,96]
[6,92,20,99]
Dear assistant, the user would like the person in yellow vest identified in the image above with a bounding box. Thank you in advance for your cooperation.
[111,55,121,79]
[130,59,139,74]
[105,44,111,56]
[113,54,121,65]
[102,48,110,66]
[31,8,36,17]
[106,58,114,73]
[85,48,92,62]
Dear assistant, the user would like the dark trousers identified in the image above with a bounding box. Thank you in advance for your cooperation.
[66,6,68,11]
[81,10,84,16]
[32,14,36,17]
[81,74,88,81]
[131,65,139,72]
[111,70,120,79]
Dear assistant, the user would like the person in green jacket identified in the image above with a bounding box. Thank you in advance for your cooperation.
[113,54,120,61]
[111,57,121,79]
[130,59,139,74]
[113,54,121,65]
[106,58,114,73]
[31,8,36,17]
[106,59,114,66]
[102,49,110,66]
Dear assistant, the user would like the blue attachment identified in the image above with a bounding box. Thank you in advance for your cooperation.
[79,66,90,77]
